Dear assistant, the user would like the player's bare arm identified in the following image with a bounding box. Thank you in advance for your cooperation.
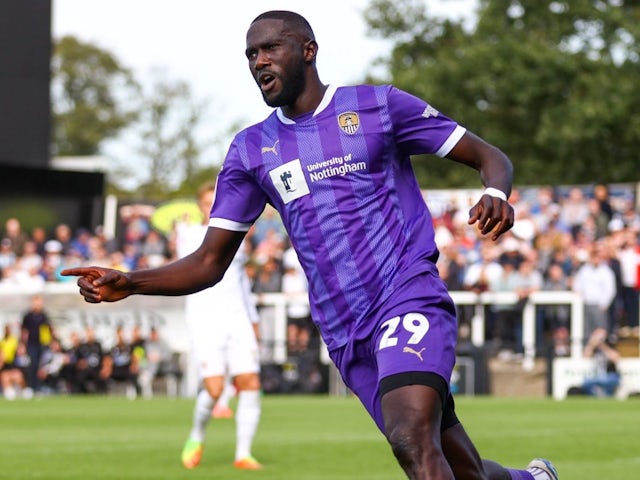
[62,228,246,303]
[445,130,515,240]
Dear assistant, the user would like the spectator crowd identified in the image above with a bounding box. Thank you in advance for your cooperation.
[2,183,640,399]
[0,296,179,400]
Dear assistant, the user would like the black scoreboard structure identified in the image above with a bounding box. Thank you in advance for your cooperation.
[0,1,104,233]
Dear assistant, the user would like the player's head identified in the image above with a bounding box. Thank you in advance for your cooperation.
[246,10,318,108]
[251,10,315,41]
[196,181,216,220]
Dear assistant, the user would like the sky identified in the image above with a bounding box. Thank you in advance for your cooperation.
[52,0,476,176]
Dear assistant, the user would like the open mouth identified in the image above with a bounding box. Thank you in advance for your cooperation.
[258,72,276,91]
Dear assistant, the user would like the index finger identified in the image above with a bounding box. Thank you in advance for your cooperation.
[60,268,89,277]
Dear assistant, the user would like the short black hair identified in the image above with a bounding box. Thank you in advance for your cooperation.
[251,10,315,41]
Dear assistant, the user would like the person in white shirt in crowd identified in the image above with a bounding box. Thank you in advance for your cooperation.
[463,241,504,294]
[572,242,617,343]
[559,187,591,240]
[15,240,43,276]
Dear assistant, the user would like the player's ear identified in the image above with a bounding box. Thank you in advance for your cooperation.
[303,40,318,64]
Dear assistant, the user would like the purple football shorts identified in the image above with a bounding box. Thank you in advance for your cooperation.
[328,270,457,432]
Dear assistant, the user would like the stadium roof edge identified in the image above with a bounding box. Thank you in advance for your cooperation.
[50,155,108,172]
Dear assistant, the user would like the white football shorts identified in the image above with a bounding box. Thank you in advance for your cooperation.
[185,290,260,379]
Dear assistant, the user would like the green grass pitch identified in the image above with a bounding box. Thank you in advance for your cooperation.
[0,394,638,479]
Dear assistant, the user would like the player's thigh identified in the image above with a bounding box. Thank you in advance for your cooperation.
[233,372,261,391]
[187,320,226,377]
[328,342,384,429]
[381,383,444,443]
[227,322,260,378]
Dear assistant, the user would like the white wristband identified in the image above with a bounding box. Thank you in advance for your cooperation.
[483,187,508,202]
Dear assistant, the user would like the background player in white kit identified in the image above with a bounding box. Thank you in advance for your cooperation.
[177,182,263,471]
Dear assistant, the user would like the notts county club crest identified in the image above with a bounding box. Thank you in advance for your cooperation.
[338,112,360,134]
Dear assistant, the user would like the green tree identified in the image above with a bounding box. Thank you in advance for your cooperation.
[51,36,140,156]
[364,0,640,186]
[129,71,211,201]
[51,37,226,201]
[171,119,246,199]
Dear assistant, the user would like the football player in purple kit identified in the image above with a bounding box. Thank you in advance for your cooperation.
[63,10,559,480]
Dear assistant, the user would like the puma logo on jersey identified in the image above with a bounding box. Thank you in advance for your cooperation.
[261,140,279,155]
[403,346,426,362]
[422,105,440,119]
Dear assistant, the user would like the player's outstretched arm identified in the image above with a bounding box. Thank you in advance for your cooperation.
[62,227,246,303]
[445,130,514,241]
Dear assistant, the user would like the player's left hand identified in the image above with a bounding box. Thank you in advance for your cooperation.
[468,194,514,240]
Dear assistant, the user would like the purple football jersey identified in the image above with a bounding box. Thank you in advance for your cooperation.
[210,84,466,351]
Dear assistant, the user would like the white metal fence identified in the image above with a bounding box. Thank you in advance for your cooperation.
[2,283,639,397]
[0,283,598,367]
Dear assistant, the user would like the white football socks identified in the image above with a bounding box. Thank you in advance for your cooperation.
[189,389,214,442]
[234,389,261,460]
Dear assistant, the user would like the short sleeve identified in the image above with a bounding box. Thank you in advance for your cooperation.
[209,141,269,231]
[387,86,466,157]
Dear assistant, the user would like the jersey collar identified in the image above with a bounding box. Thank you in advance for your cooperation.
[276,84,338,124]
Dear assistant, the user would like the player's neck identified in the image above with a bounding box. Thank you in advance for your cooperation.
[281,80,327,120]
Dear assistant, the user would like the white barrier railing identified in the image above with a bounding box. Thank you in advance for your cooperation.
[8,283,640,399]
[252,292,292,364]
[450,290,585,370]
[1,283,589,370]
[552,357,640,400]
